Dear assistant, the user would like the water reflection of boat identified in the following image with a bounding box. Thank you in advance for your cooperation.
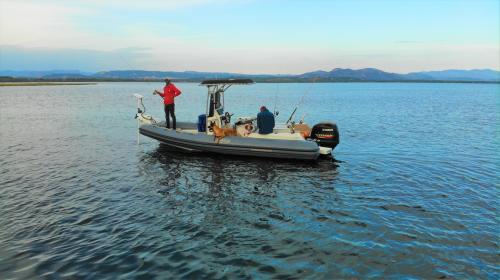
[134,79,339,161]
[141,144,340,225]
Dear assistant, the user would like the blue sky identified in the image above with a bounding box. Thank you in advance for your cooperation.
[0,0,498,73]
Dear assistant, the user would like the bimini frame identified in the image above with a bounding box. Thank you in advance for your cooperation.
[199,79,254,132]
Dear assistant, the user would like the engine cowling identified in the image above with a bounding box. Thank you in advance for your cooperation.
[310,122,340,150]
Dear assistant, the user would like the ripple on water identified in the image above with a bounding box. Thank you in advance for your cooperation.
[0,83,499,279]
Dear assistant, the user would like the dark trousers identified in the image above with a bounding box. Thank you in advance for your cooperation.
[164,103,176,129]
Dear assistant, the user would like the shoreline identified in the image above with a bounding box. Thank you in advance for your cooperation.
[0,82,97,87]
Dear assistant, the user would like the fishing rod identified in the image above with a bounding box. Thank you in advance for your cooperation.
[285,107,298,125]
[285,78,317,125]
[273,83,279,117]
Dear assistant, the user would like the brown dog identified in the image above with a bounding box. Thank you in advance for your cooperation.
[294,123,312,138]
[209,122,238,144]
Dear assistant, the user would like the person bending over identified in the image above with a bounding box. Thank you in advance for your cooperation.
[154,79,181,129]
[257,106,275,134]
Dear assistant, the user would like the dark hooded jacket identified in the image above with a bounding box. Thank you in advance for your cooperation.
[257,108,275,134]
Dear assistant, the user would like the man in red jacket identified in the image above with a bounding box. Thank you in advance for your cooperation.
[154,79,182,129]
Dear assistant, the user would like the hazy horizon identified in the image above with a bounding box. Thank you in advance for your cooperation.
[1,65,499,76]
[1,0,499,74]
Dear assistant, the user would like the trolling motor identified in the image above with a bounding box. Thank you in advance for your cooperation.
[134,93,145,116]
[133,94,156,144]
[133,94,155,124]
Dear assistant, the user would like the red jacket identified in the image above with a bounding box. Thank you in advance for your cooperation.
[159,83,181,105]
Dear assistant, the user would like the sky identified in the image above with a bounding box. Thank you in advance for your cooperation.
[0,0,499,74]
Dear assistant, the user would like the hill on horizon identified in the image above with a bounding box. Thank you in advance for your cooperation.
[299,68,499,82]
[1,68,498,82]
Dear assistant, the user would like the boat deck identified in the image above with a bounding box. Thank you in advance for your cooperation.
[157,121,305,141]
[178,129,304,140]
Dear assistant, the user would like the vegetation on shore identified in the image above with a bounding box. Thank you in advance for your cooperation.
[0,81,96,86]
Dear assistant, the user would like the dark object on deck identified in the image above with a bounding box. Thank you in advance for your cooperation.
[198,114,207,132]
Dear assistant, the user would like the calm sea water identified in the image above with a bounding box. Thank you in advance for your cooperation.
[0,82,498,279]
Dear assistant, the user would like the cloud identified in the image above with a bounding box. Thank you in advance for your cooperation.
[0,0,235,49]
[73,0,236,11]
[0,0,498,73]
[394,40,420,44]
[0,45,150,71]
[0,1,94,48]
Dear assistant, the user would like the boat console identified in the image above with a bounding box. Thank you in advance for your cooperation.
[201,79,254,135]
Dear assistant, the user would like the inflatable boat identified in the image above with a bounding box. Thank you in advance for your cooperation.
[134,79,339,161]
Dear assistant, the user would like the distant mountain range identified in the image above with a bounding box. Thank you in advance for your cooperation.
[1,68,498,82]
[298,68,499,82]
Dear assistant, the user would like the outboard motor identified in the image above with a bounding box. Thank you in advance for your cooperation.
[310,122,340,151]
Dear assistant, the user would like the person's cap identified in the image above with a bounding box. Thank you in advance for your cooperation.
[164,78,171,83]
[260,106,267,111]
